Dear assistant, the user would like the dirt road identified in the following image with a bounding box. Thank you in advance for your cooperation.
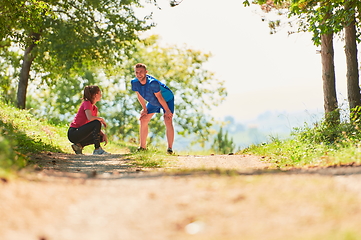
[1,153,361,240]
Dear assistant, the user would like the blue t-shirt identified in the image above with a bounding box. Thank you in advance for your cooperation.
[131,75,174,107]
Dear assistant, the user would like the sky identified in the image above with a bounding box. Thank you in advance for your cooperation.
[140,0,350,123]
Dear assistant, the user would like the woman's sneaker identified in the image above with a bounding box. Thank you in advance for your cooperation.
[93,148,110,155]
[71,144,83,154]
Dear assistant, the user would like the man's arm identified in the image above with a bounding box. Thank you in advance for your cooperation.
[136,92,147,110]
[154,91,173,119]
[136,92,149,119]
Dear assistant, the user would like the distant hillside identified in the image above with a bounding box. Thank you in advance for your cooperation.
[173,109,323,152]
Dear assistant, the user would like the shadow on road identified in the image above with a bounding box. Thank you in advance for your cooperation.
[28,152,361,181]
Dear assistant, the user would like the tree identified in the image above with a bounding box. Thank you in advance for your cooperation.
[211,127,235,154]
[292,1,340,124]
[0,48,21,104]
[344,1,361,118]
[0,0,49,41]
[127,36,227,143]
[0,0,153,109]
[243,0,361,124]
[319,10,339,125]
[292,0,361,123]
[1,0,50,106]
[26,35,227,145]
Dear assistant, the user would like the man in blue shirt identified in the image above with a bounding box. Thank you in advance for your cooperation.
[131,63,175,154]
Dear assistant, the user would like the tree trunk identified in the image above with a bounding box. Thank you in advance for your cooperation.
[321,32,339,124]
[344,13,361,119]
[16,33,40,109]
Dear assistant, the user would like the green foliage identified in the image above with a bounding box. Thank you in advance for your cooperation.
[0,100,69,176]
[293,108,361,146]
[242,137,328,168]
[25,35,227,146]
[0,0,51,42]
[0,47,21,105]
[33,0,152,72]
[125,36,227,143]
[0,102,65,155]
[350,105,361,125]
[1,0,156,109]
[241,111,361,168]
[211,127,236,154]
[288,0,353,46]
[243,0,361,45]
[0,99,170,176]
[0,131,26,176]
[1,0,226,146]
[128,146,168,168]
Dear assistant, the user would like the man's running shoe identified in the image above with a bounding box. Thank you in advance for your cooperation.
[137,147,147,152]
[167,148,174,155]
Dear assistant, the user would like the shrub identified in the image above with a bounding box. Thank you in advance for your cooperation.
[0,129,26,176]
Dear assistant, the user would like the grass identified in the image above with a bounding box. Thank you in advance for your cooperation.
[127,145,175,168]
[3,98,361,176]
[0,106,66,154]
[240,117,361,168]
[81,142,173,168]
[0,101,174,177]
[0,103,68,177]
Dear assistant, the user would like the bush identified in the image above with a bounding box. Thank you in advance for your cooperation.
[293,120,361,146]
[0,130,26,176]
[241,115,361,168]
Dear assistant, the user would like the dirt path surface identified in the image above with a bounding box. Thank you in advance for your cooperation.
[1,153,361,240]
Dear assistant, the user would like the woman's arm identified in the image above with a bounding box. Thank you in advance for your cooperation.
[100,130,108,145]
[85,109,107,127]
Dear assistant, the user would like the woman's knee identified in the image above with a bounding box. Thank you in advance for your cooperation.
[93,120,102,128]
[89,120,102,134]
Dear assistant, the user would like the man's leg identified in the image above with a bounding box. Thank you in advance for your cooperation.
[163,98,175,150]
[139,113,154,149]
[164,117,174,149]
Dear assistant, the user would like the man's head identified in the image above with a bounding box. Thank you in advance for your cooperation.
[134,63,147,70]
[134,63,148,82]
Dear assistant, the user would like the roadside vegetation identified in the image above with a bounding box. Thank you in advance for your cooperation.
[2,99,361,178]
[242,110,361,168]
[0,101,170,178]
[0,102,63,177]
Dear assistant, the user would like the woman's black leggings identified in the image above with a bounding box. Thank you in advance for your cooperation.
[68,120,102,149]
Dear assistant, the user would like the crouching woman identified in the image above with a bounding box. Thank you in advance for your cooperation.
[68,85,109,155]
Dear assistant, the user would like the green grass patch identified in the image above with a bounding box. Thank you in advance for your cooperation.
[0,104,68,154]
[6,97,361,175]
[80,140,132,155]
[128,146,172,168]
[0,100,173,175]
[0,102,71,176]
[241,117,361,168]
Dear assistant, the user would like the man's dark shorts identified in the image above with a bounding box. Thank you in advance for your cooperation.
[147,98,174,114]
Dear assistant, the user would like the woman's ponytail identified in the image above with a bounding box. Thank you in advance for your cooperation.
[83,85,100,104]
